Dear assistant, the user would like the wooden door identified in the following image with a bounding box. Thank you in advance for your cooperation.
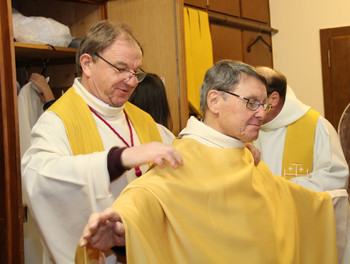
[0,0,24,263]
[241,0,270,23]
[320,26,350,129]
[210,23,243,63]
[207,0,240,17]
[243,31,273,67]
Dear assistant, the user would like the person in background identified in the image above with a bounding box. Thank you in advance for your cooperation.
[254,67,350,264]
[77,60,343,264]
[21,20,183,264]
[129,72,172,130]
[18,73,55,157]
[18,72,55,264]
[254,66,348,192]
[30,73,56,109]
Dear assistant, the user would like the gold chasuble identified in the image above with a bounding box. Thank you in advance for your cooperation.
[282,109,320,179]
[111,138,337,264]
[48,88,161,156]
[76,138,338,263]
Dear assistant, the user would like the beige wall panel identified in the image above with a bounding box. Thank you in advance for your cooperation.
[107,0,188,135]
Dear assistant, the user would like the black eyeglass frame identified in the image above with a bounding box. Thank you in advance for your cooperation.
[94,53,146,83]
[217,88,272,113]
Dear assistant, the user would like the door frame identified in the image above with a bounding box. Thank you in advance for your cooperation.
[0,0,24,263]
[320,25,350,129]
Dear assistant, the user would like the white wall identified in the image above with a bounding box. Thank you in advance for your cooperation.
[269,0,350,116]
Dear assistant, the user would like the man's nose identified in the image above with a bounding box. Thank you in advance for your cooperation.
[255,105,266,119]
[124,74,138,87]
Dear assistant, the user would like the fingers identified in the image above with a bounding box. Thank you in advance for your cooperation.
[79,214,99,247]
[29,73,55,103]
[79,208,122,247]
[99,207,122,223]
[153,146,183,169]
[29,73,45,85]
[121,142,184,169]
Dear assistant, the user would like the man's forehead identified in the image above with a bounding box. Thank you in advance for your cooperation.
[235,78,267,99]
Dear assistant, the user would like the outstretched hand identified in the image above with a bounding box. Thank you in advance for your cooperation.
[121,141,184,169]
[79,208,125,251]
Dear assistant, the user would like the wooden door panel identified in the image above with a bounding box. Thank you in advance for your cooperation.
[243,31,272,67]
[107,0,188,135]
[210,23,242,63]
[208,0,240,17]
[184,0,207,9]
[241,0,270,24]
[320,26,350,129]
[329,36,350,127]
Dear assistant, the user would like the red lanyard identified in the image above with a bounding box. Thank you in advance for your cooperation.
[88,105,142,177]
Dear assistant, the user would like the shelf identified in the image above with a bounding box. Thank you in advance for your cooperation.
[56,0,108,4]
[14,42,77,62]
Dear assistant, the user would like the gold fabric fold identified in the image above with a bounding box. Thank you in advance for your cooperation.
[113,138,337,264]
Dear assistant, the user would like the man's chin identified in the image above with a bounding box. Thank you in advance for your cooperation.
[110,97,129,108]
[243,131,259,142]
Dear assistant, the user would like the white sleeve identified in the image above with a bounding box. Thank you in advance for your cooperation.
[21,111,114,263]
[290,117,349,191]
[156,123,175,145]
[327,189,349,264]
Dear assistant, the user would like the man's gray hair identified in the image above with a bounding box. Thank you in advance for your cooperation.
[199,60,266,114]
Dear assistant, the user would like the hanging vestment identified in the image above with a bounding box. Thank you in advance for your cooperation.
[184,7,213,116]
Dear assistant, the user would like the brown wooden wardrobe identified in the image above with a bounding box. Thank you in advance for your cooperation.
[0,0,275,262]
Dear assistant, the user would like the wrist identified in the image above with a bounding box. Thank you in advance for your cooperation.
[107,147,128,182]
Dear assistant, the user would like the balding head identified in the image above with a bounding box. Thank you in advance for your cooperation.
[256,66,287,99]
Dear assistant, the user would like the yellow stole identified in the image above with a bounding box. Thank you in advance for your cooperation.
[282,109,320,179]
[48,87,162,156]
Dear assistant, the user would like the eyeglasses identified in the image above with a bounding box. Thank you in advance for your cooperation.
[218,88,272,113]
[95,53,146,83]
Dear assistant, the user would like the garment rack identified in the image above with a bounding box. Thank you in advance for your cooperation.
[208,12,278,34]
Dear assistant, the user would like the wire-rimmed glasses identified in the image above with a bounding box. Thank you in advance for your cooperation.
[218,88,272,113]
[95,53,146,83]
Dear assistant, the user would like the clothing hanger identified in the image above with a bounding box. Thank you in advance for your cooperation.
[247,33,272,53]
[41,58,50,76]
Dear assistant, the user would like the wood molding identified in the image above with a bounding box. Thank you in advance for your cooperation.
[0,0,24,263]
[208,11,278,34]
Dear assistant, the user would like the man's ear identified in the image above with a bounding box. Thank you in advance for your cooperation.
[207,90,220,114]
[267,91,280,107]
[80,54,93,77]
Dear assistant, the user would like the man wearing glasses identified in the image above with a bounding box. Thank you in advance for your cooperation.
[77,60,340,264]
[254,67,349,263]
[21,20,183,264]
[254,66,348,192]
